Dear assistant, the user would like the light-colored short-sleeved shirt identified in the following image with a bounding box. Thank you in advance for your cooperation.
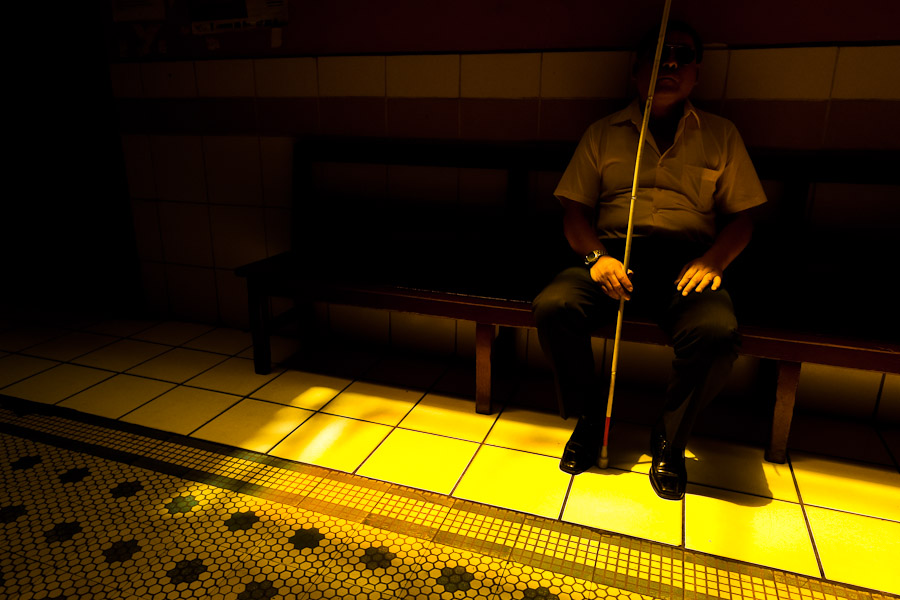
[554,99,767,244]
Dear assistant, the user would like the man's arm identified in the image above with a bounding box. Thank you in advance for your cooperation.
[562,198,634,300]
[674,210,754,295]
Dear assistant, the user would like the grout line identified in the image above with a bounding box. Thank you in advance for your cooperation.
[788,451,827,580]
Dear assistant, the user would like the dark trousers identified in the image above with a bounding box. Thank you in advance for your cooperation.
[532,239,741,450]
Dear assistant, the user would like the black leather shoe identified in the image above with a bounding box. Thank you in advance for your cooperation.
[649,432,686,500]
[559,416,602,475]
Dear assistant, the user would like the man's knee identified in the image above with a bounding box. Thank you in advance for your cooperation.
[670,292,740,355]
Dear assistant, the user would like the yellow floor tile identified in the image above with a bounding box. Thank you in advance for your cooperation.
[183,327,252,355]
[130,320,215,346]
[685,484,820,577]
[250,370,351,410]
[790,452,900,521]
[453,445,571,519]
[126,347,227,383]
[0,354,59,388]
[120,386,240,435]
[20,331,118,362]
[483,407,574,458]
[398,393,499,442]
[191,398,313,453]
[686,436,798,501]
[805,505,900,595]
[563,468,682,546]
[58,374,176,418]
[319,381,424,425]
[357,428,479,494]
[1,363,112,404]
[72,339,171,372]
[184,357,280,396]
[268,413,392,472]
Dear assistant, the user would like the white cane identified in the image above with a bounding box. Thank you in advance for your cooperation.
[598,1,674,469]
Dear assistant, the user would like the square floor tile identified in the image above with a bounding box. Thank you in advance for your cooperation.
[21,331,119,362]
[604,420,653,474]
[129,320,215,345]
[453,445,571,519]
[251,370,352,410]
[685,484,820,577]
[806,505,900,594]
[1,364,113,405]
[185,357,281,396]
[484,407,574,458]
[0,354,59,388]
[562,468,682,546]
[72,339,171,372]
[686,436,798,501]
[320,381,424,425]
[357,428,479,494]
[191,398,314,453]
[120,386,240,435]
[398,393,499,442]
[126,347,227,383]
[183,327,252,355]
[58,374,176,419]
[790,452,900,521]
[268,413,392,473]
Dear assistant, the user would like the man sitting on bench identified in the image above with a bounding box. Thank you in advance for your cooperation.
[532,21,767,500]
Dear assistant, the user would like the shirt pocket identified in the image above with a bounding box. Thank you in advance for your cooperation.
[683,165,720,212]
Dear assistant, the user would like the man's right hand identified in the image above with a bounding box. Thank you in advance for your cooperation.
[590,256,634,300]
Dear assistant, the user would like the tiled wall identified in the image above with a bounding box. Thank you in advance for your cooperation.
[113,44,899,420]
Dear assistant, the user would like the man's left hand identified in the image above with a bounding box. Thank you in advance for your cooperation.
[675,258,724,296]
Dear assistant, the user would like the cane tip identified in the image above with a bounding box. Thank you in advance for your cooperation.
[598,447,609,469]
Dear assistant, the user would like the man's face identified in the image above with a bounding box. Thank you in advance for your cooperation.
[633,30,699,110]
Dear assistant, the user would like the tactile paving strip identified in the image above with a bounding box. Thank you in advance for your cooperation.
[0,396,893,600]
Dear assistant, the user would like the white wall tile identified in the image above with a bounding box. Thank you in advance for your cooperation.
[216,268,249,328]
[130,199,162,262]
[461,53,541,98]
[203,136,263,205]
[832,46,900,100]
[329,305,390,345]
[254,57,318,97]
[726,47,837,100]
[165,264,219,323]
[209,205,268,270]
[141,61,197,97]
[195,59,255,97]
[260,137,294,207]
[264,207,292,257]
[457,320,476,358]
[158,202,214,267]
[150,135,207,203]
[797,363,882,418]
[693,49,729,101]
[391,313,456,355]
[387,55,460,98]
[318,56,385,97]
[540,51,630,98]
[110,63,144,98]
[878,374,899,423]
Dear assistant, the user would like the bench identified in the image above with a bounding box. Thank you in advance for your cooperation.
[235,136,900,464]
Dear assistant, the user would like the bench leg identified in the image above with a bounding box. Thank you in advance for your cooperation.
[766,360,801,464]
[475,323,494,415]
[248,281,272,375]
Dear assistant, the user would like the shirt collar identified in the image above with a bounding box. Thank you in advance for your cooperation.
[612,98,701,128]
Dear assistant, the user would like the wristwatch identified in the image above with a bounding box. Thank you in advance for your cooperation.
[584,249,609,268]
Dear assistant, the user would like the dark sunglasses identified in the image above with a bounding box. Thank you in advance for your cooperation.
[642,44,697,66]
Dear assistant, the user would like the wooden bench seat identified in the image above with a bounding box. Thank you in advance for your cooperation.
[235,136,900,465]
